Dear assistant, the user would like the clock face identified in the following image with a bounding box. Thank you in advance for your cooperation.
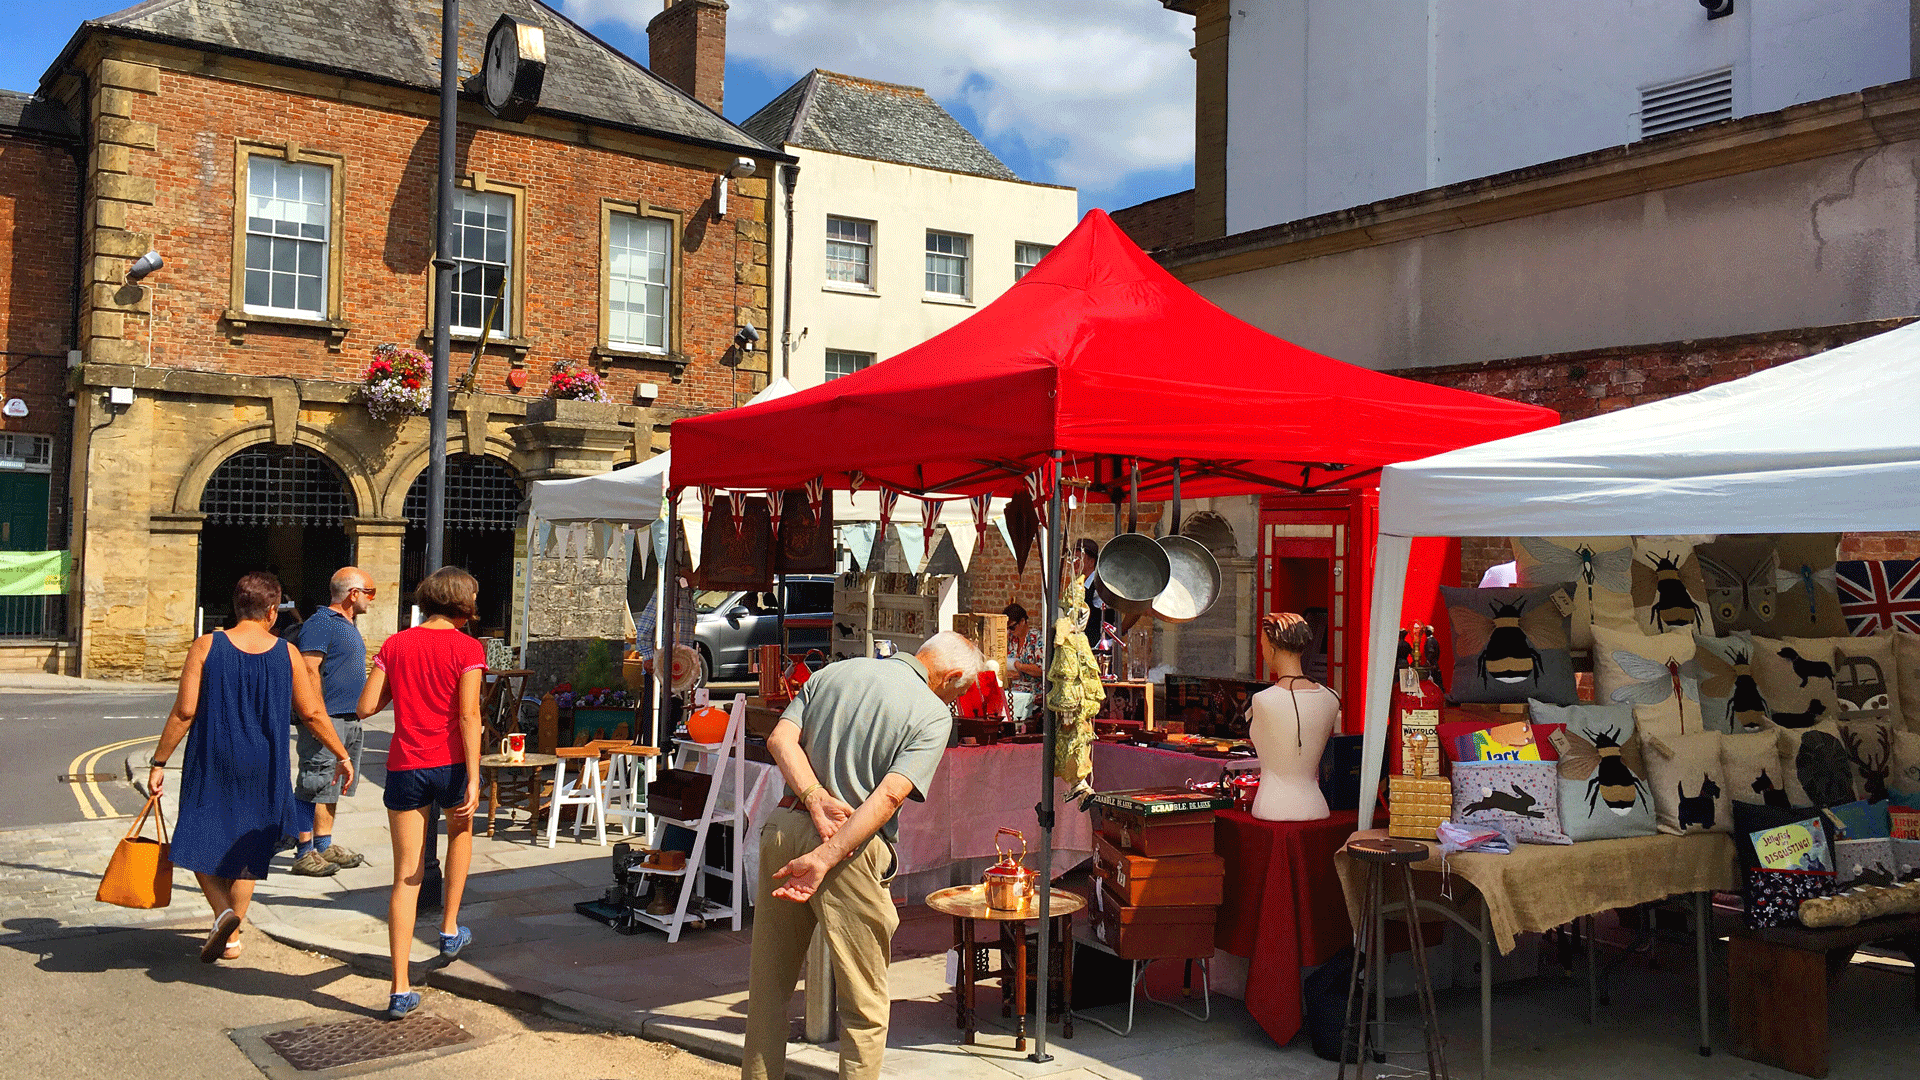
[485,24,517,109]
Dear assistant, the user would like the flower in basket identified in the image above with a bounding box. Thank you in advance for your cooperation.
[575,687,632,709]
[547,359,612,403]
[361,344,432,420]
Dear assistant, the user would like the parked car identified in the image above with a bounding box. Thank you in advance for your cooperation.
[692,575,835,681]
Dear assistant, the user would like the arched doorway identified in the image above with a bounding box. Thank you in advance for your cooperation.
[402,454,521,635]
[198,444,356,632]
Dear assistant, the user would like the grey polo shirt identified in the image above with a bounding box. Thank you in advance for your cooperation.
[778,654,953,842]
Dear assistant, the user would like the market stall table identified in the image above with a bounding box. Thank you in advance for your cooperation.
[1211,807,1357,1045]
[928,885,1085,1052]
[478,752,559,840]
[894,743,1094,902]
[1333,827,1737,1078]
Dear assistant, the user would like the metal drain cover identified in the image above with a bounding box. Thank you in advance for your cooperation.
[262,1015,472,1071]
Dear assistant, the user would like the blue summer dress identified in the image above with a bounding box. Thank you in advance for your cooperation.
[170,631,296,879]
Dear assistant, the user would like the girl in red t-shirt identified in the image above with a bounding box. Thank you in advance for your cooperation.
[357,566,485,1019]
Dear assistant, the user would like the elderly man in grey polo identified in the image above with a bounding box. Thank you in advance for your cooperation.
[742,630,984,1080]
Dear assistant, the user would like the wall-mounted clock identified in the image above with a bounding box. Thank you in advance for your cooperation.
[481,14,547,122]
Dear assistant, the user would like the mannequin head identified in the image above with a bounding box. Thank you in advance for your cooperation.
[1261,612,1313,678]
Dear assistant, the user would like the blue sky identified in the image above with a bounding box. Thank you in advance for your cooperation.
[0,1,1194,215]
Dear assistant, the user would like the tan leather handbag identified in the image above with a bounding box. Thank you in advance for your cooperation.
[96,793,173,909]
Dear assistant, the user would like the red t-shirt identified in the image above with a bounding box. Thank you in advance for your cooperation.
[375,626,486,771]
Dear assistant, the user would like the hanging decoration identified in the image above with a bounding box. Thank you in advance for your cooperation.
[728,490,748,534]
[876,487,900,539]
[766,489,786,541]
[1004,491,1040,575]
[1024,463,1053,531]
[803,477,826,522]
[1048,571,1102,801]
[970,494,992,554]
[920,497,945,544]
[848,470,866,495]
[699,486,718,530]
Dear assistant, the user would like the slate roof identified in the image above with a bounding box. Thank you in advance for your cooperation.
[72,0,777,157]
[741,70,1023,182]
[0,89,79,142]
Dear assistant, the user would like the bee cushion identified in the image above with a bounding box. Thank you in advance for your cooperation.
[1644,731,1732,835]
[1693,631,1768,734]
[1449,759,1572,845]
[1750,636,1838,731]
[1630,537,1717,637]
[1439,584,1576,707]
[1721,730,1791,811]
[1591,624,1704,743]
[1695,536,1781,635]
[1776,719,1856,808]
[1770,534,1846,638]
[1510,536,1634,649]
[1538,702,1657,841]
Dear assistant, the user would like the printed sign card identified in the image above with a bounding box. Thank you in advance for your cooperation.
[1751,819,1833,873]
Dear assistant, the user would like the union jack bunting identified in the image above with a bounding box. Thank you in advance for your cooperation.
[1023,463,1052,530]
[766,490,785,541]
[698,486,718,529]
[920,497,945,543]
[876,487,900,538]
[1837,560,1920,635]
[847,470,866,495]
[970,493,992,551]
[728,490,748,534]
[803,477,826,522]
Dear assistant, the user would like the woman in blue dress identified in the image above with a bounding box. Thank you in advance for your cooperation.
[147,571,353,962]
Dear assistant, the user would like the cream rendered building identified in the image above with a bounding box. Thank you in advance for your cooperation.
[745,71,1078,387]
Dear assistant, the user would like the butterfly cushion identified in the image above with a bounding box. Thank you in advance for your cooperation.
[1449,759,1572,845]
[1693,631,1769,733]
[1643,731,1732,835]
[1695,536,1780,635]
[1751,636,1838,731]
[1591,624,1703,742]
[1824,634,1901,725]
[1770,534,1845,638]
[1776,719,1856,808]
[1439,584,1576,706]
[1510,536,1634,649]
[1538,702,1657,841]
[1630,537,1717,637]
[1721,730,1791,812]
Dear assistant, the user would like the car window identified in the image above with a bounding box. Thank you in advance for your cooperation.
[695,590,737,614]
[787,581,834,614]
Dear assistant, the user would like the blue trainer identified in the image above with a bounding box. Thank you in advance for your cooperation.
[438,926,471,960]
[386,991,421,1020]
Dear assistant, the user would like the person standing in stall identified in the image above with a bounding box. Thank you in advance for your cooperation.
[1003,602,1044,724]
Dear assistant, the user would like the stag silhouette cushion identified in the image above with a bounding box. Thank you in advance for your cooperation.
[1439,584,1576,706]
[1629,537,1717,637]
[1693,631,1770,734]
[1750,635,1838,732]
[1770,534,1845,638]
[1449,759,1571,845]
[1834,718,1898,803]
[1592,625,1703,741]
[1721,730,1791,813]
[1644,732,1732,835]
[1510,536,1634,649]
[1776,719,1856,808]
[1539,702,1657,841]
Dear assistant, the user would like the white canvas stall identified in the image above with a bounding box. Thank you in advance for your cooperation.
[1359,319,1920,827]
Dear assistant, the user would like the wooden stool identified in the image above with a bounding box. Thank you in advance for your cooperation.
[1341,837,1448,1080]
[601,743,660,837]
[548,746,606,848]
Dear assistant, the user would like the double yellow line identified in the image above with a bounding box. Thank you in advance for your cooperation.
[67,735,157,819]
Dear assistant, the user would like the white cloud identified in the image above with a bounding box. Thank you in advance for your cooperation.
[559,0,1195,191]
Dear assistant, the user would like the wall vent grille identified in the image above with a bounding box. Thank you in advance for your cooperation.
[1640,68,1734,139]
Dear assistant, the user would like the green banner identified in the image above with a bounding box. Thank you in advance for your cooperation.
[0,550,70,596]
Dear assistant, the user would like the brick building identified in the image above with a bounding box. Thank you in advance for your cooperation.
[22,0,788,679]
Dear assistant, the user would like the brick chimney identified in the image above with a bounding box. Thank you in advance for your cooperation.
[648,0,728,113]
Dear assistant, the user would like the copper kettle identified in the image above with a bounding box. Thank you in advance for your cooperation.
[982,827,1037,911]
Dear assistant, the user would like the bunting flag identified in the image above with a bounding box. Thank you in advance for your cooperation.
[1024,463,1052,530]
[970,493,992,553]
[876,487,900,544]
[537,520,556,557]
[767,489,786,541]
[728,489,748,534]
[591,522,613,565]
[920,497,945,544]
[848,470,866,495]
[803,476,826,522]
[699,486,718,530]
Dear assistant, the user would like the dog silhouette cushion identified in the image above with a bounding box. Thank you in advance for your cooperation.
[1750,636,1838,732]
[1644,732,1731,835]
[1721,730,1790,815]
[1449,760,1570,845]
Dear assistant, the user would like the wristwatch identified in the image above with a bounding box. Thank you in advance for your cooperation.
[148,757,168,768]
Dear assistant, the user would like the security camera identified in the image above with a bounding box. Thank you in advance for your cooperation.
[728,157,757,179]
[733,322,760,352]
[126,250,163,283]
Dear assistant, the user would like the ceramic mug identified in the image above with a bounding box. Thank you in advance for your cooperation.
[503,732,526,763]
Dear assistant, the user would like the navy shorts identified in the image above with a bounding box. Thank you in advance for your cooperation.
[383,763,470,812]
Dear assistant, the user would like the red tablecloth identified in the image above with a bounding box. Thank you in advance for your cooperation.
[1214,808,1357,1046]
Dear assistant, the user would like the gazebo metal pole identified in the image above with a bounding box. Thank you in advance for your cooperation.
[1031,449,1064,1063]
[658,497,677,750]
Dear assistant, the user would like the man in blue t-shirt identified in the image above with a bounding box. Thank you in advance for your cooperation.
[289,566,375,876]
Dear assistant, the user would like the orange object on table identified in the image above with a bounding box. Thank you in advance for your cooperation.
[686,704,730,744]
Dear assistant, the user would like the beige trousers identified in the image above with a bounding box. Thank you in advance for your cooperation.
[742,808,899,1080]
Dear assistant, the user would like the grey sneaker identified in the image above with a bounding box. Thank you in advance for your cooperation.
[290,850,340,877]
[319,843,365,868]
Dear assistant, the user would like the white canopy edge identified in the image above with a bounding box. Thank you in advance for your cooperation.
[1358,319,1920,828]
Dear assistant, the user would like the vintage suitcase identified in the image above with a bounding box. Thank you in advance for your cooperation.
[1088,879,1217,960]
[1094,834,1225,907]
[1096,805,1216,858]
[646,768,713,822]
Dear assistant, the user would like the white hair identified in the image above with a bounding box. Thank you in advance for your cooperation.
[917,630,986,691]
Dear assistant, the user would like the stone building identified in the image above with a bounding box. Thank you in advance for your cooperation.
[26,0,785,679]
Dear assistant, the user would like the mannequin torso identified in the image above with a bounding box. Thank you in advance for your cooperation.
[1247,677,1338,821]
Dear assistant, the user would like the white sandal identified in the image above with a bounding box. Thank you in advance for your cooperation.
[201,909,241,964]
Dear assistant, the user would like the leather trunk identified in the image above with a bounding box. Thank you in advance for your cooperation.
[1089,880,1217,960]
[647,768,713,822]
[1096,805,1216,857]
[1094,834,1225,907]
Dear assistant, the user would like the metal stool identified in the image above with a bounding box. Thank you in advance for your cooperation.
[1340,837,1447,1080]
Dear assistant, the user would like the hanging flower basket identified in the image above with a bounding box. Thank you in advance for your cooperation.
[361,344,431,420]
[548,359,612,403]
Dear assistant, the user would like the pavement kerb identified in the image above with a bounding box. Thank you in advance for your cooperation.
[246,898,839,1080]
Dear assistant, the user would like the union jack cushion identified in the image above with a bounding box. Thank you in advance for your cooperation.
[1836,560,1920,636]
